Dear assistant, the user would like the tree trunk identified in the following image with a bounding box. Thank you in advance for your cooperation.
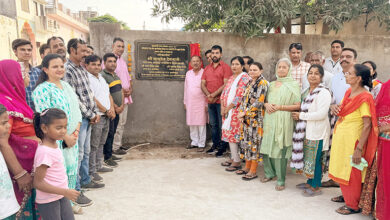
[322,22,330,34]
[300,16,305,34]
[286,19,292,34]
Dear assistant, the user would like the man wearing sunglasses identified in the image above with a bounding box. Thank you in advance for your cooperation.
[288,43,311,89]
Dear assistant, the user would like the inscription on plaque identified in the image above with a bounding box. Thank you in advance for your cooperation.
[135,41,190,80]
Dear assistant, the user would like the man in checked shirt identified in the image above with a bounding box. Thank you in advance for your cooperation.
[64,38,103,207]
[288,43,311,89]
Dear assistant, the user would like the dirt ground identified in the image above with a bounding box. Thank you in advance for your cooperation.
[76,144,371,220]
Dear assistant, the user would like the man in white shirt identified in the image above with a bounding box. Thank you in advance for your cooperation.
[323,40,344,74]
[302,51,334,91]
[288,43,311,89]
[85,55,116,183]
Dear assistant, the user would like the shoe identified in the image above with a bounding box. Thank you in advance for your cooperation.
[120,146,131,151]
[97,166,113,173]
[72,204,83,214]
[206,147,217,155]
[104,158,118,168]
[75,192,93,207]
[113,149,127,155]
[92,173,103,183]
[215,149,226,158]
[81,180,105,190]
[111,155,122,161]
[197,147,205,152]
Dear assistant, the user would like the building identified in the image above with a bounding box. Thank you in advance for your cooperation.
[0,0,18,60]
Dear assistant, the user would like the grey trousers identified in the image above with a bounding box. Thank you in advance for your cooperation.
[37,197,74,220]
[89,115,110,174]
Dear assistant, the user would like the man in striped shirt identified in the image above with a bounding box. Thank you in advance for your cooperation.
[288,43,311,89]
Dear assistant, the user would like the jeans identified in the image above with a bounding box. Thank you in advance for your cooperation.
[104,114,120,160]
[208,103,228,151]
[76,118,92,190]
[89,115,110,175]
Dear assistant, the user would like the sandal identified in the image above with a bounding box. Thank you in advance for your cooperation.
[225,165,241,172]
[302,188,322,197]
[296,183,309,190]
[242,173,258,181]
[331,195,345,203]
[321,179,339,188]
[260,176,276,183]
[235,169,248,175]
[221,161,232,167]
[275,185,285,191]
[335,205,361,215]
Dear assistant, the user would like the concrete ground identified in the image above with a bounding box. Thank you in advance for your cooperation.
[77,145,371,220]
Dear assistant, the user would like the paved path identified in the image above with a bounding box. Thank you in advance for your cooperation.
[77,157,371,220]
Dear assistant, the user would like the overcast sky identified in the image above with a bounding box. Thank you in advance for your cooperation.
[59,0,185,30]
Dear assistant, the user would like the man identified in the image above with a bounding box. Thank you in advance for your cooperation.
[109,37,132,155]
[101,53,125,167]
[184,56,207,152]
[38,44,50,61]
[64,38,103,206]
[324,40,344,74]
[322,48,357,188]
[201,45,232,157]
[304,51,313,63]
[47,36,67,59]
[12,39,39,111]
[205,49,212,65]
[301,51,334,91]
[288,43,311,89]
[243,56,254,73]
[85,55,115,184]
[86,45,94,56]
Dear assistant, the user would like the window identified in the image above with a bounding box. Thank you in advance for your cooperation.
[40,4,45,16]
[34,2,38,16]
[21,0,30,13]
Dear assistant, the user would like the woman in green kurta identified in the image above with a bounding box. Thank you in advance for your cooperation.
[260,58,301,191]
[32,54,82,191]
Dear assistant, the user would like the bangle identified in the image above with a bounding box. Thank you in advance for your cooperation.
[280,105,284,111]
[356,148,363,152]
[14,170,28,180]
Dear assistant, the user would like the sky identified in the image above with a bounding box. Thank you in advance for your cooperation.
[58,0,185,30]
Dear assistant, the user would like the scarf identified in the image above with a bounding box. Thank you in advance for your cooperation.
[376,80,390,139]
[0,60,34,122]
[222,72,246,130]
[336,88,379,167]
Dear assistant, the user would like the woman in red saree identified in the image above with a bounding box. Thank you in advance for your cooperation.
[0,60,40,219]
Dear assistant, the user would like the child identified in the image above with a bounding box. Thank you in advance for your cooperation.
[33,108,79,220]
[0,104,20,219]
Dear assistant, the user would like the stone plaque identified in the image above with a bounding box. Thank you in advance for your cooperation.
[135,41,190,80]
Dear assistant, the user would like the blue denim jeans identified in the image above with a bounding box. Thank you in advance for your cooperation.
[208,103,228,151]
[76,118,92,190]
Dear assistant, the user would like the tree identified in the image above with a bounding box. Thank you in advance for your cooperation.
[152,0,390,38]
[88,14,130,30]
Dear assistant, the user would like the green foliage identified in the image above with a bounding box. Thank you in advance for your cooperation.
[88,14,130,30]
[152,0,390,38]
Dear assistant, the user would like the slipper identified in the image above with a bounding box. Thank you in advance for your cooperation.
[242,174,258,181]
[225,165,241,172]
[221,161,232,167]
[335,205,361,215]
[260,176,276,183]
[275,185,285,191]
[302,188,322,197]
[296,183,309,190]
[331,195,345,203]
[197,148,205,152]
[235,169,248,175]
[321,179,339,188]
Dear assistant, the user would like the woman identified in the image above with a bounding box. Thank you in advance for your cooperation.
[362,61,382,99]
[0,60,39,219]
[220,56,250,172]
[236,62,269,180]
[329,64,378,215]
[260,58,301,191]
[291,64,332,196]
[32,54,82,212]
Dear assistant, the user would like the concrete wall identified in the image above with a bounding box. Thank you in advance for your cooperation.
[90,22,390,144]
[0,0,16,19]
[0,15,18,60]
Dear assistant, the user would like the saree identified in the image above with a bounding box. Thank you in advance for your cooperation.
[0,60,39,219]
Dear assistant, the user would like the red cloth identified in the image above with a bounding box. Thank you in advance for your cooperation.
[189,43,203,70]
[201,61,233,104]
[340,167,362,210]
[336,88,379,166]
[9,118,36,137]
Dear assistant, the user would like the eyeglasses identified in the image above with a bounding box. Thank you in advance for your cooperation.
[290,42,303,50]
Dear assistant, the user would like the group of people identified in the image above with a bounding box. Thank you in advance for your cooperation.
[184,42,389,218]
[0,36,133,219]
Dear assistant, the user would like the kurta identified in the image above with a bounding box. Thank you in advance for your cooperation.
[329,102,371,184]
[33,81,82,190]
[221,73,251,143]
[239,76,269,160]
[183,69,207,126]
